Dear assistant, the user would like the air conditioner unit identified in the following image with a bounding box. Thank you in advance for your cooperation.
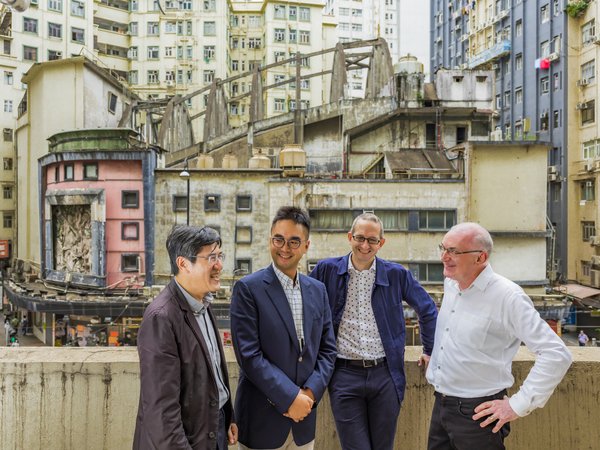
[577,78,589,87]
[576,102,589,110]
[491,63,499,69]
[592,255,600,266]
[584,162,594,171]
[548,173,558,182]
[591,269,600,287]
[490,129,502,141]
[548,165,558,175]
[547,52,559,62]
[594,160,600,170]
[592,236,600,247]
[165,80,174,87]
[540,112,548,119]
[592,35,600,45]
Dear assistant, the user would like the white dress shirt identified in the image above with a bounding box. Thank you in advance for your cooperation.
[426,264,572,417]
[337,258,385,360]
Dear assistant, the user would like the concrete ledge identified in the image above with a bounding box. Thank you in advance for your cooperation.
[0,347,596,450]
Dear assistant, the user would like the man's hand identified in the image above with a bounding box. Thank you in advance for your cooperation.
[301,387,315,402]
[417,354,430,371]
[228,423,238,445]
[283,391,314,422]
[472,396,519,433]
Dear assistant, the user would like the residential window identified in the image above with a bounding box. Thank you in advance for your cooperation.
[122,222,139,240]
[3,186,12,199]
[71,0,84,16]
[3,40,10,55]
[83,163,98,180]
[48,49,62,60]
[274,98,285,112]
[121,254,139,272]
[248,15,261,27]
[236,195,252,211]
[582,60,596,82]
[516,19,522,36]
[553,72,561,90]
[203,21,216,36]
[23,17,38,34]
[231,60,238,71]
[165,21,176,33]
[128,70,138,84]
[235,259,252,275]
[3,213,12,229]
[3,71,12,85]
[503,91,510,107]
[180,0,192,10]
[581,180,595,201]
[204,194,221,212]
[274,4,286,19]
[339,7,349,15]
[48,22,62,38]
[71,27,84,44]
[147,46,159,59]
[553,110,560,128]
[203,0,215,11]
[582,261,591,277]
[63,163,73,180]
[3,100,12,113]
[147,70,159,84]
[173,195,187,212]
[541,4,549,23]
[203,45,215,60]
[582,20,596,45]
[582,100,595,125]
[147,22,159,36]
[582,221,596,241]
[289,5,297,20]
[352,8,362,17]
[235,226,252,243]
[128,46,138,59]
[583,140,600,159]
[289,29,297,43]
[378,210,409,230]
[515,53,522,71]
[310,210,356,230]
[203,70,214,84]
[48,0,62,11]
[515,88,522,104]
[128,22,138,36]
[418,210,456,230]
[299,30,310,44]
[130,0,138,11]
[407,263,444,283]
[121,190,139,209]
[274,28,285,42]
[3,128,12,142]
[541,76,549,94]
[299,7,310,21]
[540,111,549,131]
[54,166,59,182]
[553,0,560,15]
[165,47,174,57]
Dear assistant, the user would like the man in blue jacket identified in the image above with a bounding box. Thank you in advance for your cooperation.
[310,212,438,450]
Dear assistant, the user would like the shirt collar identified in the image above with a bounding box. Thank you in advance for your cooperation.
[448,264,494,292]
[174,279,213,315]
[348,254,377,274]
[272,262,299,288]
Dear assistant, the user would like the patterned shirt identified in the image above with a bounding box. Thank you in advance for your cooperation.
[272,263,305,346]
[337,258,385,360]
[175,280,229,409]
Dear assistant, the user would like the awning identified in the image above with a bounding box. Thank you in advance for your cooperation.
[556,283,600,299]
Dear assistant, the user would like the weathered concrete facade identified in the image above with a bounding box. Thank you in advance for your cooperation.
[0,347,596,450]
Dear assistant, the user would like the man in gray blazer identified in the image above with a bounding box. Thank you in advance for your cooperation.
[133,225,237,450]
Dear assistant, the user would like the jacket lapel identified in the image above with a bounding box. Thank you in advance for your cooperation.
[264,265,300,351]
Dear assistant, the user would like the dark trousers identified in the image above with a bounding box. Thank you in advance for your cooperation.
[217,408,227,450]
[427,390,510,450]
[329,360,401,450]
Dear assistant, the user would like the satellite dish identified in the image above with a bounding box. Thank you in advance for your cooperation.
[1,0,31,12]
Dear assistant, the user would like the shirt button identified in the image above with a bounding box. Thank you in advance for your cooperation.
[298,356,303,362]
[437,365,441,369]
[445,327,449,331]
[209,432,216,439]
[210,400,217,407]
[451,310,455,313]
[458,293,462,296]
[440,346,444,350]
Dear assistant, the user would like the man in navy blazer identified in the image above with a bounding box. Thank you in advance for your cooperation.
[310,212,438,450]
[230,206,337,450]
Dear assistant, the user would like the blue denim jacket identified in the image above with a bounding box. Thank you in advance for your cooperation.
[310,254,438,402]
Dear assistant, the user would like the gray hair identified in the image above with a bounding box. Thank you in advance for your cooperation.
[351,212,384,238]
[449,222,493,254]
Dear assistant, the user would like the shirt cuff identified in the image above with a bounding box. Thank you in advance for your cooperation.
[508,392,532,417]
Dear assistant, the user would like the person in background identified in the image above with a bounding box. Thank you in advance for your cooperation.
[578,330,589,347]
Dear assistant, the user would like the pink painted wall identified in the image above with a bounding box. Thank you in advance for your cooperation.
[45,159,145,289]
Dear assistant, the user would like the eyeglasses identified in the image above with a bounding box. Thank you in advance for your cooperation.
[352,235,381,245]
[438,244,483,256]
[187,253,226,264]
[271,236,304,250]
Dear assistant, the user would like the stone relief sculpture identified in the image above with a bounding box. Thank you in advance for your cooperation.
[53,205,92,274]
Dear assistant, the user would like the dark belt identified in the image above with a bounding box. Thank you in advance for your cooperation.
[335,357,386,369]
[434,389,507,403]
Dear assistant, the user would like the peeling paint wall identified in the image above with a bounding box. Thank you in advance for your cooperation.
[0,347,596,450]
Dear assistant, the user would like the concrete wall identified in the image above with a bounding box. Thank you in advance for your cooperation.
[0,346,596,450]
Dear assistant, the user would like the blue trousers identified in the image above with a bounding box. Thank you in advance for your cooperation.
[329,361,401,450]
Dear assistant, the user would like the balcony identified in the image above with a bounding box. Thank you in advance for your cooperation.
[467,39,511,69]
[0,346,595,449]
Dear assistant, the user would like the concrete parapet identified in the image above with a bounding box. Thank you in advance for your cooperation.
[0,346,596,450]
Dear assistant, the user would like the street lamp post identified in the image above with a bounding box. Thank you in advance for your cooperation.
[179,162,190,225]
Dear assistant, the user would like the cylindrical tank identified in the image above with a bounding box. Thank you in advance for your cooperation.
[222,153,238,169]
[249,149,271,169]
[279,144,306,177]
[394,54,424,74]
[196,154,214,169]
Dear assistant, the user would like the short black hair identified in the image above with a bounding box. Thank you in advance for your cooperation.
[271,206,311,235]
[166,225,221,275]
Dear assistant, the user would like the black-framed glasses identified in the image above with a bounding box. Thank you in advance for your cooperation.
[271,236,304,249]
[438,244,483,256]
[352,235,381,245]
[186,253,226,264]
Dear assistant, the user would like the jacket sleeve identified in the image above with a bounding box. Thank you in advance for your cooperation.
[137,310,192,450]
[230,279,300,415]
[400,268,438,355]
[302,284,337,402]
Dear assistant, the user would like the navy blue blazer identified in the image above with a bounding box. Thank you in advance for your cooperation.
[230,265,337,449]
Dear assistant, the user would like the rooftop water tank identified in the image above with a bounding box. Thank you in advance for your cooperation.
[222,153,238,169]
[196,154,214,169]
[279,144,306,177]
[249,149,271,169]
[394,54,424,75]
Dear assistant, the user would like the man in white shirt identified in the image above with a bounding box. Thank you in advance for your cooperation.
[426,222,572,450]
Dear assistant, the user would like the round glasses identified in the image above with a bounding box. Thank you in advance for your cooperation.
[271,236,304,249]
